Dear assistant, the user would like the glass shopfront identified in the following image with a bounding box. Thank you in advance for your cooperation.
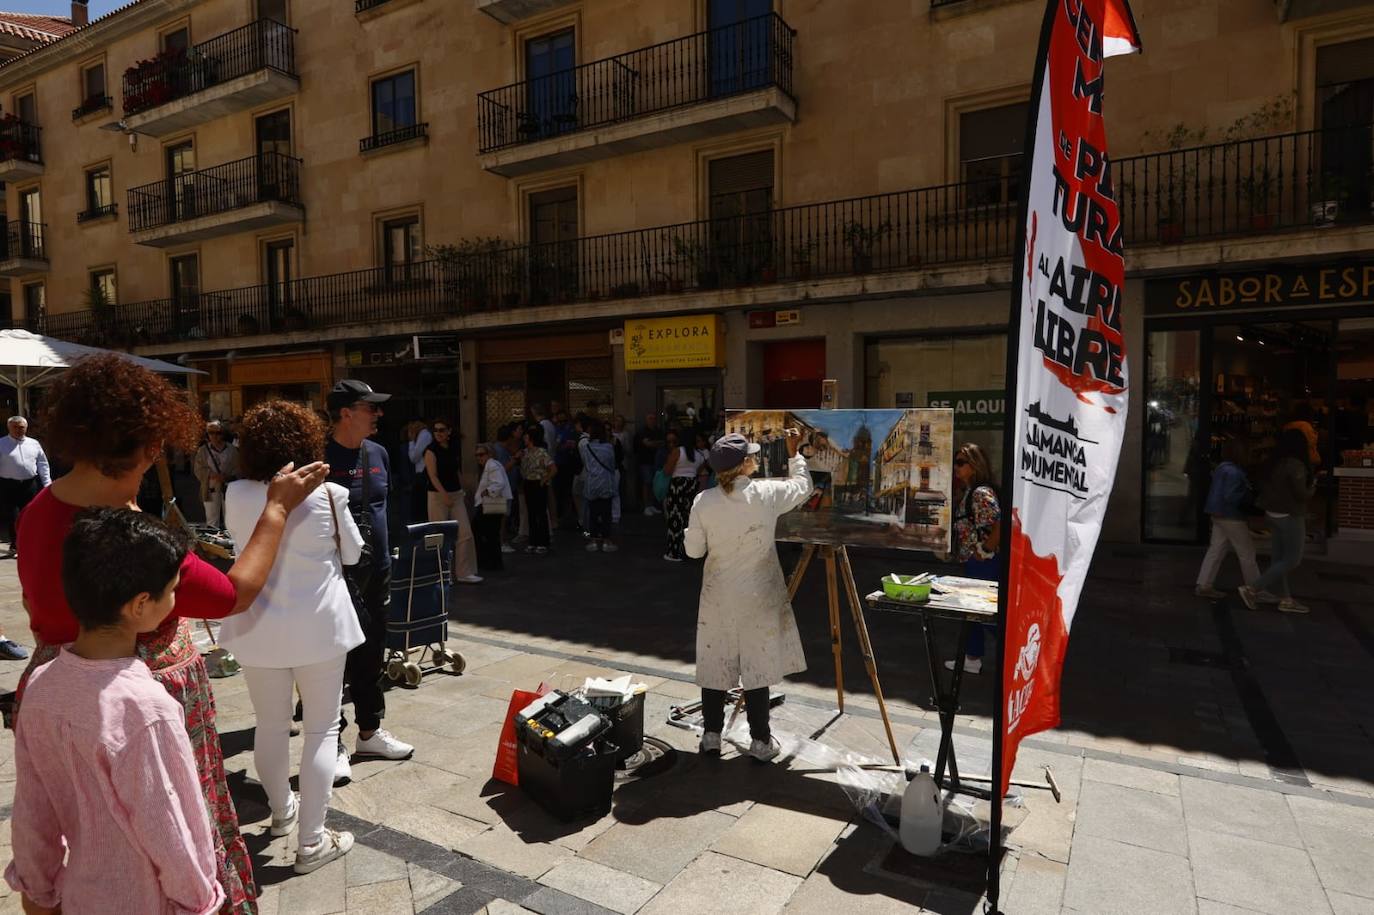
[1142,263,1374,544]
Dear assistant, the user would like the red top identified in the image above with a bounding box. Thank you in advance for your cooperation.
[17,488,238,646]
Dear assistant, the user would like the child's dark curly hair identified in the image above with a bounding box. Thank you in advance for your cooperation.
[237,400,325,482]
[39,354,203,477]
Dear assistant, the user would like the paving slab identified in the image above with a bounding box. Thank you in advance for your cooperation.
[277,855,349,915]
[710,802,849,877]
[1062,834,1196,915]
[381,804,491,851]
[580,809,737,885]
[344,877,414,915]
[1001,854,1067,915]
[637,851,802,915]
[1287,794,1374,840]
[1188,828,1331,915]
[537,858,662,914]
[1075,780,1189,856]
[456,821,575,880]
[1328,891,1374,915]
[411,862,465,913]
[346,841,412,887]
[780,872,925,915]
[1179,776,1304,849]
[1291,818,1374,901]
[1082,757,1182,796]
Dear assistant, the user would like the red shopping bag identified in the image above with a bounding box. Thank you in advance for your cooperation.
[493,687,546,786]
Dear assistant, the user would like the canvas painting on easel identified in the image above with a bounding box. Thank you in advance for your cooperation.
[724,409,954,554]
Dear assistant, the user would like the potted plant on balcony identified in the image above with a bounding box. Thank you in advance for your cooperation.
[1240,166,1277,231]
[500,248,526,308]
[0,113,25,161]
[84,284,116,339]
[428,237,502,311]
[843,220,891,274]
[673,236,718,290]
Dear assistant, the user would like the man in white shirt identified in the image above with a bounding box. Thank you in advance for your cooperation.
[406,419,433,525]
[193,422,239,528]
[0,416,50,559]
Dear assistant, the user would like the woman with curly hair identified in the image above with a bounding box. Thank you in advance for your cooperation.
[222,401,364,874]
[14,354,328,915]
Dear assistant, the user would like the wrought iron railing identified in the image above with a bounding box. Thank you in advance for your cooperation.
[77,203,119,223]
[360,122,429,153]
[34,123,1374,348]
[477,13,796,153]
[122,19,297,115]
[0,120,41,164]
[127,153,303,232]
[1,221,47,261]
[72,94,113,120]
[355,0,392,11]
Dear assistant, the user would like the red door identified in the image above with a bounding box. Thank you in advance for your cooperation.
[762,339,826,409]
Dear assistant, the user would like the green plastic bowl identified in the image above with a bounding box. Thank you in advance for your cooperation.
[881,574,931,602]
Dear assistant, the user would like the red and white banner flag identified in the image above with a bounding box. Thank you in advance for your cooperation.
[999,0,1141,800]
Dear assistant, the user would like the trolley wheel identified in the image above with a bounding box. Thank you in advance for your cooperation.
[449,653,467,675]
[386,659,405,682]
[403,662,423,687]
[432,648,450,666]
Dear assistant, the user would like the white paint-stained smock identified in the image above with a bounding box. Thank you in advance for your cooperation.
[685,454,813,691]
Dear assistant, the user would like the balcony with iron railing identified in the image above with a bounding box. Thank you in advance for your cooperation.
[0,221,48,277]
[72,93,113,121]
[128,152,304,246]
[0,119,42,181]
[477,13,797,176]
[475,0,576,25]
[121,19,299,136]
[32,122,1374,348]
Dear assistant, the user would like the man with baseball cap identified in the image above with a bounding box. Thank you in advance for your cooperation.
[325,379,413,782]
[685,428,811,763]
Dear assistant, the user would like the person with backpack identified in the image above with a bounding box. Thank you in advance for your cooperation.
[946,443,1001,675]
[1194,438,1261,600]
[579,420,620,553]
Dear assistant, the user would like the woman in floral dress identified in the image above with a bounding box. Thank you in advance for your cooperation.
[947,442,1002,675]
[13,355,328,914]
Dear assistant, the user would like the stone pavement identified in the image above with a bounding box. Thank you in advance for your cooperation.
[0,514,1372,914]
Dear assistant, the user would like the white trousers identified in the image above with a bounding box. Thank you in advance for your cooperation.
[1196,517,1260,588]
[243,655,347,850]
[202,490,224,528]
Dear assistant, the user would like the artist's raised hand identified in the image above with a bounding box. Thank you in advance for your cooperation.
[784,428,803,457]
[266,461,330,513]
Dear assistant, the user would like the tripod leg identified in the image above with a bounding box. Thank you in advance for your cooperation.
[786,543,817,602]
[823,546,845,713]
[838,546,901,766]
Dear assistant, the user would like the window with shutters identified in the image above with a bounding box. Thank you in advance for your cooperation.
[1316,37,1374,214]
[528,186,579,300]
[707,149,774,284]
[959,102,1028,208]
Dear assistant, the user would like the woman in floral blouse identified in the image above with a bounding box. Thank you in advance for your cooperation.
[949,443,1001,675]
[520,425,556,554]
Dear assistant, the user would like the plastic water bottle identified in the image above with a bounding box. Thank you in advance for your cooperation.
[899,764,943,856]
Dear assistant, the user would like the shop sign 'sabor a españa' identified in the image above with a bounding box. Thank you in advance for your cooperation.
[624,314,725,371]
[991,1,1140,909]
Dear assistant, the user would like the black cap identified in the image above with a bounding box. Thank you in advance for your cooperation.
[327,379,391,411]
[708,433,761,472]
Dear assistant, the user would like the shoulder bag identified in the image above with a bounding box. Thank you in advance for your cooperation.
[480,463,509,515]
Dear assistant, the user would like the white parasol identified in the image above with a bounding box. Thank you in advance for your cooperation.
[0,328,203,414]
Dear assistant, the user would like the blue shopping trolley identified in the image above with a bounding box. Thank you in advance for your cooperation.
[384,521,467,687]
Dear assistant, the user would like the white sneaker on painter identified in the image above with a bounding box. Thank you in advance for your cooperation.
[700,731,722,755]
[270,792,299,837]
[294,828,354,874]
[749,737,781,763]
[356,729,414,760]
[333,745,352,787]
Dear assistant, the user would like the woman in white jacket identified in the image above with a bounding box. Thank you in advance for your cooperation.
[222,401,365,875]
[685,430,811,762]
[473,443,512,571]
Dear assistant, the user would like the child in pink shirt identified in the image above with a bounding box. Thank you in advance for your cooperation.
[6,508,225,915]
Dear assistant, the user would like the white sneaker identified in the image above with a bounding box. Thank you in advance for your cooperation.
[586,541,602,552]
[1278,597,1310,614]
[944,656,983,674]
[270,792,299,837]
[501,544,516,553]
[333,744,352,786]
[701,731,722,755]
[294,828,354,874]
[663,553,683,563]
[749,736,781,762]
[455,575,483,584]
[600,542,619,553]
[355,729,414,761]
[643,507,658,516]
[1194,585,1226,600]
[1238,585,1260,611]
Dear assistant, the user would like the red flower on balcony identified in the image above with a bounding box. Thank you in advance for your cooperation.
[124,47,189,114]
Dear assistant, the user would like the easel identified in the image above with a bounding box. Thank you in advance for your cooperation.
[785,541,902,766]
[156,458,231,649]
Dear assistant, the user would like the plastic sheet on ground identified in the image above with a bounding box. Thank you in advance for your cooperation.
[671,695,1028,855]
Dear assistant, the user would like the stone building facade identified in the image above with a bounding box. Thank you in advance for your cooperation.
[0,0,1372,548]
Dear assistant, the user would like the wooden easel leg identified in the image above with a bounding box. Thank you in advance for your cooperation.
[786,543,817,602]
[820,546,845,713]
[838,546,902,766]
